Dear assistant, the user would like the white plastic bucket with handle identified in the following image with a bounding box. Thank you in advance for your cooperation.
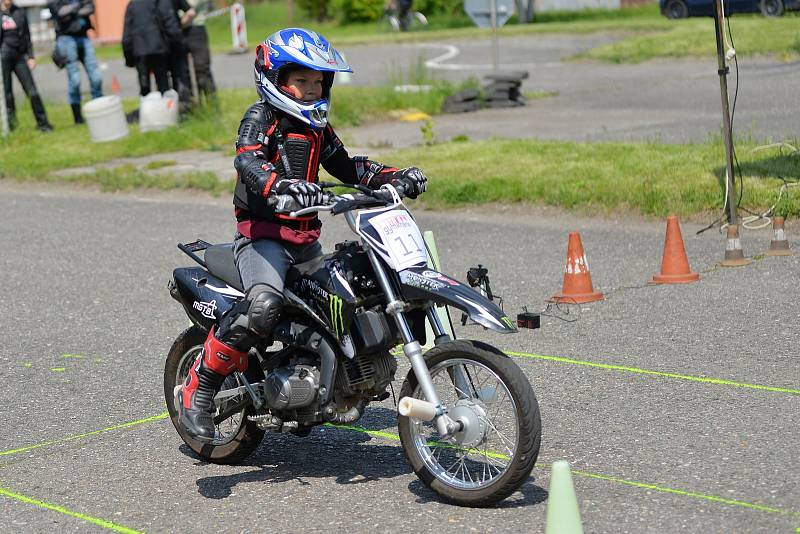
[82,95,129,143]
[139,90,180,133]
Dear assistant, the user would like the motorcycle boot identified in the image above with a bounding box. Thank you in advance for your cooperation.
[177,326,248,442]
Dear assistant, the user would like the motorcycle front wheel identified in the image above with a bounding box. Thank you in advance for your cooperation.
[398,340,541,507]
[164,325,265,464]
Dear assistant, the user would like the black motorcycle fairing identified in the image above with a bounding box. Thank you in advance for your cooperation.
[398,267,517,333]
[287,254,360,342]
[171,267,245,330]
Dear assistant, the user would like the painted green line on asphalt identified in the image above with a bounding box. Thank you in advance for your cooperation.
[0,412,169,458]
[0,486,143,534]
[570,469,800,518]
[505,351,800,396]
[328,423,799,520]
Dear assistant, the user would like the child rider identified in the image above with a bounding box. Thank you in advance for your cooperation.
[177,28,428,441]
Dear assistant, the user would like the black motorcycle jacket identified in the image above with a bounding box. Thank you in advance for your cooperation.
[0,4,33,60]
[47,0,94,37]
[233,101,402,245]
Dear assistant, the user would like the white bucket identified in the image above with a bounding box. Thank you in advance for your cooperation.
[139,90,180,133]
[82,95,129,143]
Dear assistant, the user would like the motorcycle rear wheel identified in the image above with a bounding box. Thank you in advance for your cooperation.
[398,340,541,507]
[164,325,265,464]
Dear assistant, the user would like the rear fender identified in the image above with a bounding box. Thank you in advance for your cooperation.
[398,268,517,333]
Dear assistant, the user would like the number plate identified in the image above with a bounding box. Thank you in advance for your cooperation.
[369,209,428,271]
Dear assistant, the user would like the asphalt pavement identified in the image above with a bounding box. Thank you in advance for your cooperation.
[0,181,797,533]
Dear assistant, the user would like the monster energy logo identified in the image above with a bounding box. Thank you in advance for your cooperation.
[329,294,344,336]
[501,316,515,329]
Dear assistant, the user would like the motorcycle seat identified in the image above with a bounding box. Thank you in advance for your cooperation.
[204,244,244,292]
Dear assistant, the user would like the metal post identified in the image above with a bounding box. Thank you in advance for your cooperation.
[490,0,499,71]
[713,0,737,225]
[0,53,9,138]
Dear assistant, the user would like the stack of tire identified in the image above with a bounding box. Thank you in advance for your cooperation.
[442,71,529,114]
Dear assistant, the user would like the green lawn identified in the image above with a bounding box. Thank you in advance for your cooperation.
[3,99,797,217]
[378,138,800,218]
[576,12,800,63]
[0,81,470,180]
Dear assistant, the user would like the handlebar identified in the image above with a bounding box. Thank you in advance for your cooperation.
[267,181,411,217]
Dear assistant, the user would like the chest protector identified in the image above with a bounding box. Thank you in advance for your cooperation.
[233,115,324,227]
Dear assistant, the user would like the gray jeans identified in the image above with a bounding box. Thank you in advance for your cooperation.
[233,234,323,293]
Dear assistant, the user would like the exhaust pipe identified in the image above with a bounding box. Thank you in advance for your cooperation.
[398,397,437,421]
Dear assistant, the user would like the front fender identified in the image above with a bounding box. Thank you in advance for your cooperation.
[398,268,517,333]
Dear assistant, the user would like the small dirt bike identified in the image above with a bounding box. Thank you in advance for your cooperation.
[164,183,541,506]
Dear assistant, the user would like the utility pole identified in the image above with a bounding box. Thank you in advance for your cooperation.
[713,0,737,225]
[0,54,9,138]
[489,0,499,71]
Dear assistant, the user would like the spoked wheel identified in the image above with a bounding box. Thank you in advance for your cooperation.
[164,326,265,464]
[398,341,541,507]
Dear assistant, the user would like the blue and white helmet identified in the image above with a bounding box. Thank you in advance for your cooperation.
[254,28,352,129]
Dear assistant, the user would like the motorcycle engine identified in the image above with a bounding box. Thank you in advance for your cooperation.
[263,364,320,410]
[334,351,397,397]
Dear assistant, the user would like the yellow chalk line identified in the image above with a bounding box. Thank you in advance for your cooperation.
[328,424,800,519]
[505,351,800,396]
[569,469,800,518]
[0,486,143,534]
[0,412,169,457]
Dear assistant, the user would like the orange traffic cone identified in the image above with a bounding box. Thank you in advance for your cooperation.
[111,75,121,94]
[650,215,700,284]
[550,232,604,304]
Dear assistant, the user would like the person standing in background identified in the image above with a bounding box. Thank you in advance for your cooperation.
[1,0,53,131]
[122,0,183,97]
[181,0,216,101]
[47,0,103,124]
[169,0,194,113]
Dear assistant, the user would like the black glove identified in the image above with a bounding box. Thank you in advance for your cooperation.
[391,167,428,199]
[275,179,324,208]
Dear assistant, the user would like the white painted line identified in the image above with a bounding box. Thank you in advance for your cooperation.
[415,43,560,71]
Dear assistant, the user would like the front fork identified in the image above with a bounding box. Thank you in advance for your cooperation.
[367,249,463,438]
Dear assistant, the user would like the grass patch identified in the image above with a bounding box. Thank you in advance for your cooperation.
[375,138,800,217]
[144,159,178,170]
[56,166,229,195]
[0,81,467,181]
[577,13,800,63]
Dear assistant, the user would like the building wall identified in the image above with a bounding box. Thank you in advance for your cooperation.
[94,0,130,43]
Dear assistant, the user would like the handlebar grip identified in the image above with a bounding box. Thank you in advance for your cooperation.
[269,194,301,213]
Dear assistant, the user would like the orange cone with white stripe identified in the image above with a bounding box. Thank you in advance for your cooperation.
[550,232,603,304]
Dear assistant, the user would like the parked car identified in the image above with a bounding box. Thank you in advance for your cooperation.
[660,0,799,18]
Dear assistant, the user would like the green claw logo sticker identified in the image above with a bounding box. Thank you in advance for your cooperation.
[329,294,344,336]
[501,316,515,329]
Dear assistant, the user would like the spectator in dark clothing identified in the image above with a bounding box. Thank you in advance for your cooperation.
[122,0,183,97]
[181,0,216,100]
[1,0,52,131]
[168,0,194,111]
[47,0,103,124]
